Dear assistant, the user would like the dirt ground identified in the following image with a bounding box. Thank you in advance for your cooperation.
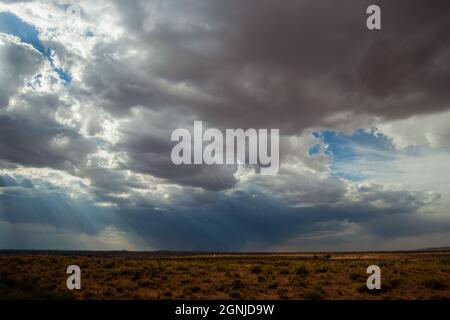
[0,251,449,300]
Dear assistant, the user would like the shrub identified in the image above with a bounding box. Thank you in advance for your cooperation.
[315,265,329,273]
[356,284,367,293]
[279,268,290,275]
[216,265,227,272]
[192,285,202,293]
[138,280,151,287]
[349,272,363,281]
[268,281,278,290]
[131,271,143,280]
[116,286,124,293]
[387,278,401,289]
[304,286,324,300]
[291,278,308,288]
[176,265,189,271]
[296,266,309,275]
[231,279,244,291]
[188,285,201,293]
[277,288,289,299]
[250,265,262,274]
[423,278,445,290]
[257,275,266,283]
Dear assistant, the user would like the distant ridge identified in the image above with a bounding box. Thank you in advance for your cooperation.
[1,247,450,257]
[0,250,207,258]
[416,246,450,252]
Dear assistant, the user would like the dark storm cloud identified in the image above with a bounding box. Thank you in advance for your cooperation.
[78,165,153,195]
[93,186,446,251]
[0,175,444,251]
[3,0,449,186]
[122,152,238,191]
[0,113,96,172]
[110,109,238,190]
[71,0,450,191]
[84,0,450,129]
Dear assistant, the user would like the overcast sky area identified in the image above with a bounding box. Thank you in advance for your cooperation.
[0,0,449,251]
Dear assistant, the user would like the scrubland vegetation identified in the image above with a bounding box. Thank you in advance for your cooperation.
[0,252,449,300]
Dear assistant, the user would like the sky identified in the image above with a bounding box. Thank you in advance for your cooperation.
[0,0,449,251]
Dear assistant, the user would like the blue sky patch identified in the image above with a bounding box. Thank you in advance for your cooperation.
[0,11,72,84]
[313,129,396,181]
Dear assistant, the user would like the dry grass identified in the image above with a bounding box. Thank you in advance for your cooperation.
[0,252,449,300]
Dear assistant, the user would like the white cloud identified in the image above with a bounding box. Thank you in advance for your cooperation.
[378,110,450,149]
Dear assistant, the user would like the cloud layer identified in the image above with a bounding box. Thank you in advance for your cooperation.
[0,0,449,251]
